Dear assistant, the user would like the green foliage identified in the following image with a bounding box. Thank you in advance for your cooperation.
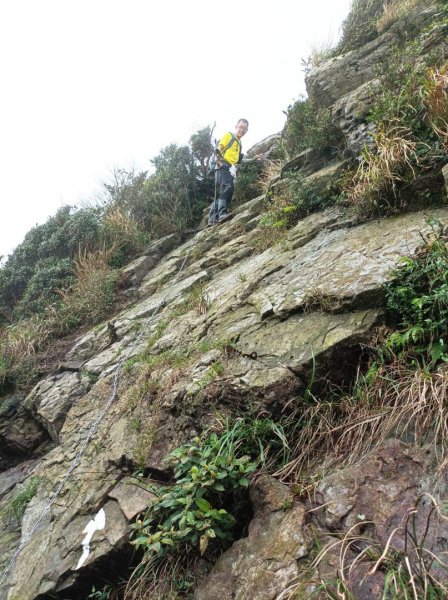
[233,161,262,205]
[13,257,74,319]
[385,221,448,367]
[349,12,448,214]
[256,172,342,246]
[288,172,342,218]
[369,44,438,148]
[280,96,344,160]
[102,168,149,229]
[131,431,256,558]
[86,585,112,600]
[0,125,214,329]
[0,205,102,322]
[131,417,290,560]
[1,476,40,524]
[189,125,214,181]
[335,0,385,54]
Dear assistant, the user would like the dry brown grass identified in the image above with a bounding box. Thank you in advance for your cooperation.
[102,206,145,253]
[276,364,448,482]
[423,63,448,150]
[0,316,50,386]
[123,552,197,600]
[348,122,419,211]
[258,159,283,196]
[276,491,448,599]
[0,246,122,389]
[57,246,120,326]
[376,0,423,33]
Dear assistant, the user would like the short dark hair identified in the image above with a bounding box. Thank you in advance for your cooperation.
[237,118,249,127]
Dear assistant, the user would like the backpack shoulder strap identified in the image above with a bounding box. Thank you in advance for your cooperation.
[222,132,236,153]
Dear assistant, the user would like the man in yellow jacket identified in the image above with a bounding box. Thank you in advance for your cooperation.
[208,118,248,226]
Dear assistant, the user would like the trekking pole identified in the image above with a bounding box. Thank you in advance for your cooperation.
[213,169,218,222]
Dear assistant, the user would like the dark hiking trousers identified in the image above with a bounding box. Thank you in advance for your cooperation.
[208,166,234,223]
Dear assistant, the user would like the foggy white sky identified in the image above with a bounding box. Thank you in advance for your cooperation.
[0,0,352,259]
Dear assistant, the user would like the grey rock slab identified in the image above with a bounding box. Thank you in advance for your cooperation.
[123,270,209,321]
[108,476,156,520]
[7,498,128,600]
[314,439,448,589]
[249,207,448,318]
[238,309,381,371]
[306,31,398,107]
[142,232,182,257]
[24,372,91,442]
[246,133,281,158]
[195,478,307,600]
[331,79,380,154]
[0,412,45,456]
[0,459,41,499]
[121,254,158,287]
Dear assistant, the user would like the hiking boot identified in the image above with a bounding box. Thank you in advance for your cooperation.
[218,212,234,224]
[206,221,216,228]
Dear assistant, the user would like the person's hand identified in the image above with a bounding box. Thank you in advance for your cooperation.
[229,165,237,177]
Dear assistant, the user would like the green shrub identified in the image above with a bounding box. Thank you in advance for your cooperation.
[349,20,448,214]
[131,432,256,558]
[280,97,343,160]
[385,221,448,367]
[14,257,74,319]
[1,476,40,524]
[255,171,342,249]
[131,417,289,559]
[233,161,262,205]
[0,205,102,322]
[336,0,385,54]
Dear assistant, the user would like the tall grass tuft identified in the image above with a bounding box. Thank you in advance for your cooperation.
[57,246,121,329]
[276,364,448,483]
[423,63,448,151]
[347,123,419,213]
[377,0,426,33]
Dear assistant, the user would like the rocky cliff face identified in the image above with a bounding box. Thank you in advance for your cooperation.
[0,3,447,599]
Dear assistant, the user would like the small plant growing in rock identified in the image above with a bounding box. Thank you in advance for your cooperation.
[193,360,224,392]
[130,431,256,559]
[384,220,448,368]
[1,476,40,524]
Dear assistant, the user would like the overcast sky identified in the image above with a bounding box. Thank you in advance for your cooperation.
[0,0,352,259]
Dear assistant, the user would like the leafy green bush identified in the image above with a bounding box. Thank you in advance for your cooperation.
[131,417,289,559]
[280,96,343,160]
[349,17,448,214]
[233,161,262,205]
[254,171,343,250]
[131,432,256,558]
[0,205,102,322]
[385,221,448,367]
[13,257,74,319]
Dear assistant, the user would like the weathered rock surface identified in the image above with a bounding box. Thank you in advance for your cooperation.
[24,372,92,443]
[195,475,306,600]
[312,440,448,599]
[1,5,448,598]
[306,3,445,154]
[1,199,447,599]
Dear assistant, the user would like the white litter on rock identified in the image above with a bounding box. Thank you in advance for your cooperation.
[75,508,106,570]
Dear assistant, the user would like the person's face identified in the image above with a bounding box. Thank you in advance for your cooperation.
[235,121,248,139]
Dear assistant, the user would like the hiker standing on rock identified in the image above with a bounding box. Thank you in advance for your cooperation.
[208,118,248,226]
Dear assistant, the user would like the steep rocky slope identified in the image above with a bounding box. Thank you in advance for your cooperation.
[0,2,447,599]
